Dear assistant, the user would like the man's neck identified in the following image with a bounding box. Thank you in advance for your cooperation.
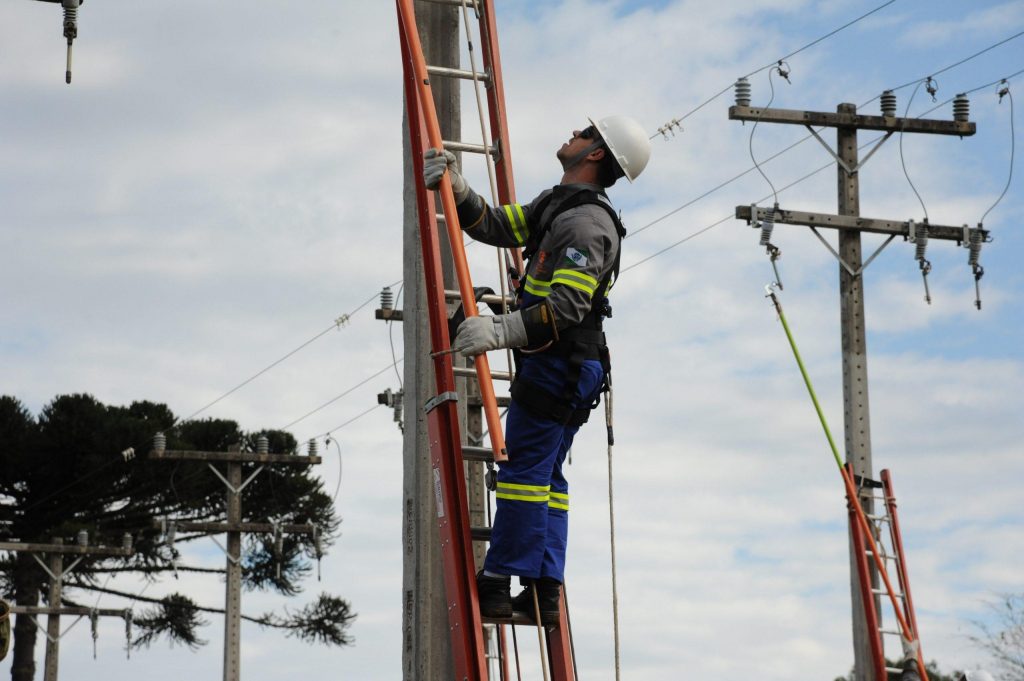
[559,166,599,185]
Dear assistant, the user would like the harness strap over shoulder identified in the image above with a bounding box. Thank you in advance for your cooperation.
[511,187,624,425]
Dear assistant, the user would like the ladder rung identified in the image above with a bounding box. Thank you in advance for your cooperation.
[453,365,512,381]
[865,551,897,560]
[872,588,905,599]
[866,514,890,522]
[444,289,515,306]
[879,628,902,635]
[417,0,476,5]
[462,445,494,462]
[885,667,904,674]
[443,140,498,157]
[435,213,446,222]
[482,612,538,627]
[426,65,491,83]
[471,526,492,541]
[468,395,512,409]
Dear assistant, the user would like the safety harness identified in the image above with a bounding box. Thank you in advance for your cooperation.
[510,186,626,428]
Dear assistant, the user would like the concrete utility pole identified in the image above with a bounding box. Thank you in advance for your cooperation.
[730,98,980,681]
[399,2,462,680]
[149,438,322,681]
[0,536,134,681]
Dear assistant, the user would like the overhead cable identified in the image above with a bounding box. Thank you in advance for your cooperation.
[178,283,398,425]
[278,360,403,431]
[652,0,899,138]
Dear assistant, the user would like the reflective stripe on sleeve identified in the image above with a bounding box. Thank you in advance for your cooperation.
[502,204,529,245]
[548,491,569,511]
[551,268,599,296]
[523,274,552,298]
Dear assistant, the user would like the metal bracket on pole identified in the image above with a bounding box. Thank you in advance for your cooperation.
[208,535,242,565]
[809,227,896,277]
[424,391,459,413]
[805,126,894,175]
[28,614,86,644]
[31,554,83,582]
[207,463,265,495]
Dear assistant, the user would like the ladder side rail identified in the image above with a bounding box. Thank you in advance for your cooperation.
[881,470,921,639]
[847,474,888,681]
[475,2,525,279]
[545,600,576,680]
[400,18,488,680]
[397,0,508,463]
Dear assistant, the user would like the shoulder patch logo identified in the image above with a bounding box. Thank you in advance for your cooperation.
[565,247,588,267]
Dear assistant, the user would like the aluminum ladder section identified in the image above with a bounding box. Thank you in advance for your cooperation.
[396,0,575,678]
[848,468,923,680]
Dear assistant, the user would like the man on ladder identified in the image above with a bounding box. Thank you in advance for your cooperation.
[424,115,651,622]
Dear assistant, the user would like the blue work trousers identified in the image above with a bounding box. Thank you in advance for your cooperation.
[483,353,604,583]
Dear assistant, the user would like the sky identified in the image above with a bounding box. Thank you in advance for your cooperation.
[1,0,1022,679]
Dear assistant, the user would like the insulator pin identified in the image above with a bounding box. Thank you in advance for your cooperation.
[307,439,318,457]
[380,286,394,311]
[122,533,133,551]
[256,435,269,455]
[77,529,89,547]
[880,90,897,118]
[759,207,776,247]
[914,226,929,261]
[968,228,983,267]
[153,432,166,453]
[735,77,751,107]
[953,93,970,122]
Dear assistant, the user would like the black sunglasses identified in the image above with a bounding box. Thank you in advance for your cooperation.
[579,125,601,140]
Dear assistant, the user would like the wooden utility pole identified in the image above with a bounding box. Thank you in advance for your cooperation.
[731,98,980,681]
[149,438,321,681]
[0,536,133,681]
[400,2,461,680]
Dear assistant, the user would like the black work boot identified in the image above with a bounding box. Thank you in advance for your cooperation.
[476,571,513,618]
[511,577,561,625]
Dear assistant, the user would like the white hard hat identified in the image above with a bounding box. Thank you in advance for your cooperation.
[588,115,652,182]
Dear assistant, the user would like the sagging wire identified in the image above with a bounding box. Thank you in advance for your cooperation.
[969,81,1015,310]
[747,63,790,289]
[898,78,936,303]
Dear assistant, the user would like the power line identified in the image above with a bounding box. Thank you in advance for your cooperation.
[278,360,403,432]
[882,29,1024,97]
[652,0,899,137]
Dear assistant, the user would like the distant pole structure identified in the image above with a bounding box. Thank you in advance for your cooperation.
[148,437,322,681]
[0,535,134,681]
[730,95,981,681]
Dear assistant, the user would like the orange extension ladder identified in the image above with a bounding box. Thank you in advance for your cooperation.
[395,0,577,678]
[848,468,925,680]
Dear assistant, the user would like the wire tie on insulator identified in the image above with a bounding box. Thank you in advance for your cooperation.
[997,80,1010,103]
[775,60,792,84]
[926,76,938,102]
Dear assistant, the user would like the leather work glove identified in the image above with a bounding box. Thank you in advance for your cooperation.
[423,148,470,203]
[451,313,528,357]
